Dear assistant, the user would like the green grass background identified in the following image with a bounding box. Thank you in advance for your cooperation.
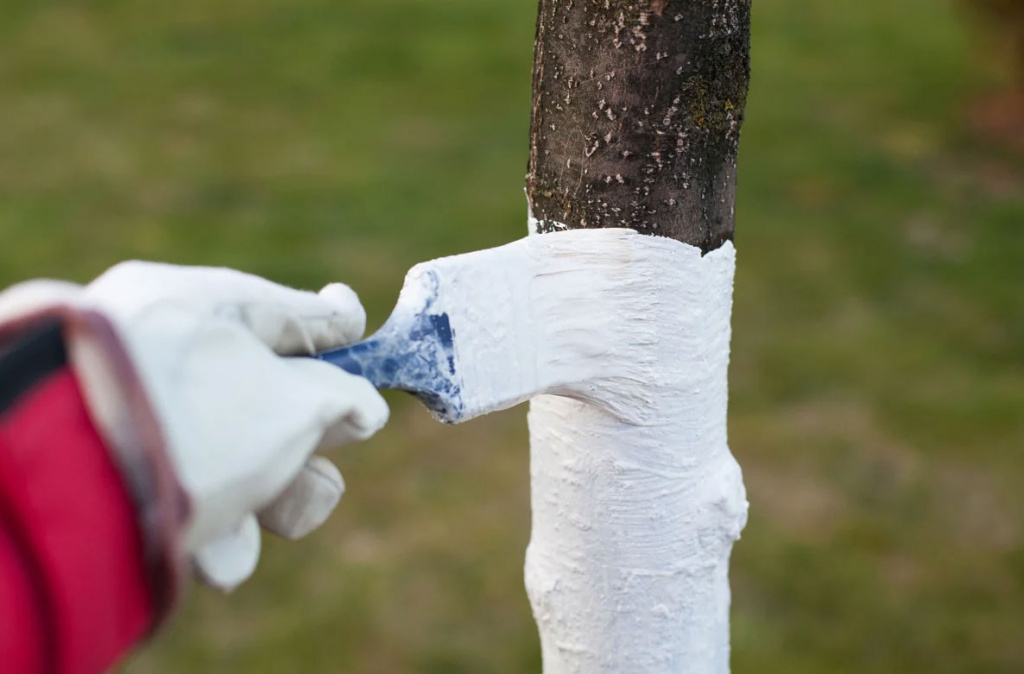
[1,0,1022,672]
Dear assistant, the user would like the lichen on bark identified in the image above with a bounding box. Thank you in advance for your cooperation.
[526,0,751,253]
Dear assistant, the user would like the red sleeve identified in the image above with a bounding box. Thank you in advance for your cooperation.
[0,369,155,674]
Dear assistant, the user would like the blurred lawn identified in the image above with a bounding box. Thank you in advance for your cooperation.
[1,0,1022,672]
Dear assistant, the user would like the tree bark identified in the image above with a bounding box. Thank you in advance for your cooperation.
[523,2,750,672]
[526,0,751,253]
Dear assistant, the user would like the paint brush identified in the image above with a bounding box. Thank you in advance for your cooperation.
[315,227,690,424]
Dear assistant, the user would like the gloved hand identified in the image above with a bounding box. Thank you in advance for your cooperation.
[0,263,388,593]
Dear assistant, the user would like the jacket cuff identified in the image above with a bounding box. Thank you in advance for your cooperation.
[0,366,153,671]
[0,309,191,628]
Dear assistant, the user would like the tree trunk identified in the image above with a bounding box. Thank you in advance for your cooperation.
[526,0,750,252]
[523,1,750,672]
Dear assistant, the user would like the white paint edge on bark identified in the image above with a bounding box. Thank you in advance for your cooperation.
[524,216,747,673]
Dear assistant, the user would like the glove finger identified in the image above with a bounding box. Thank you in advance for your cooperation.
[282,358,391,452]
[193,514,262,592]
[258,455,344,540]
[235,282,367,356]
[172,350,388,550]
[86,262,367,354]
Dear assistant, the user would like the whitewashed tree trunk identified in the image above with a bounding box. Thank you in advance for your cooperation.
[523,1,751,671]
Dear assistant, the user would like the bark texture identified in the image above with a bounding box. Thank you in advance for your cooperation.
[526,0,751,252]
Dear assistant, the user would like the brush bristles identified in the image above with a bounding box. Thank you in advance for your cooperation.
[411,229,735,424]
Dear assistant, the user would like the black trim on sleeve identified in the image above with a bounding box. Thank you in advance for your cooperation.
[0,321,67,415]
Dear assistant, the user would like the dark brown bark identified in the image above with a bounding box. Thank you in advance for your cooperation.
[526,0,751,253]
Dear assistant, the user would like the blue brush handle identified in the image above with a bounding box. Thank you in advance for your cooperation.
[317,338,397,387]
[314,310,462,421]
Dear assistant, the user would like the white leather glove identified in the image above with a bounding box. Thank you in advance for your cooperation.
[0,263,388,593]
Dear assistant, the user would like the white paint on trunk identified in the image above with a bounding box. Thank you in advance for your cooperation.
[524,217,747,673]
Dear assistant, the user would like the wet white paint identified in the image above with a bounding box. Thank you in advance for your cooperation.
[522,221,747,673]
[408,225,746,671]
[407,228,699,422]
